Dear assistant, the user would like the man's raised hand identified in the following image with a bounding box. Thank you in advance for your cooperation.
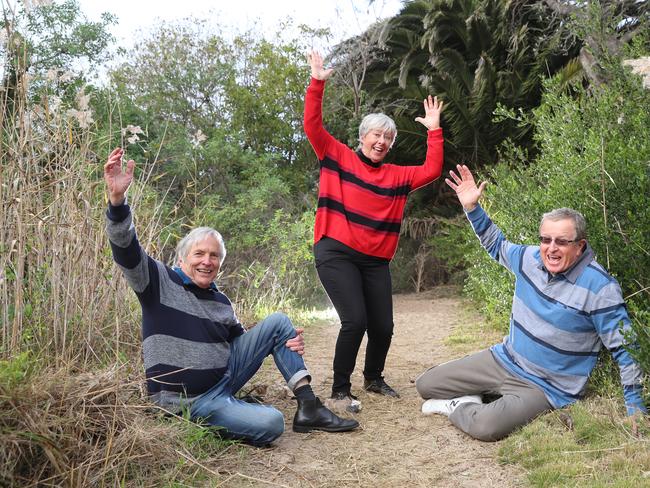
[104,147,135,206]
[445,164,487,212]
[308,50,333,81]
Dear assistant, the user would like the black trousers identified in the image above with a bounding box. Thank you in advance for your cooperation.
[314,237,394,394]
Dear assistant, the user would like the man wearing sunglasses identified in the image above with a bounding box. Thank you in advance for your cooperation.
[416,164,646,441]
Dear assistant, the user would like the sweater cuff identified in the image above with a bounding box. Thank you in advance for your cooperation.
[309,77,326,89]
[624,384,647,415]
[465,203,484,219]
[106,199,131,222]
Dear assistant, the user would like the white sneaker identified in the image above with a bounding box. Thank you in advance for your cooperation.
[421,395,483,417]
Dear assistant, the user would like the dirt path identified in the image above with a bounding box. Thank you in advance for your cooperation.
[217,288,525,487]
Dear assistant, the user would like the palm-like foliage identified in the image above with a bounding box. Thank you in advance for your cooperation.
[364,0,581,167]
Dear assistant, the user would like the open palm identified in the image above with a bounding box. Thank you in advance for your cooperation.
[445,164,486,211]
[308,50,333,80]
[414,95,443,130]
[104,147,135,205]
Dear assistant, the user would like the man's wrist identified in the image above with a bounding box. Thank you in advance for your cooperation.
[109,194,126,206]
[626,403,648,416]
[463,203,478,212]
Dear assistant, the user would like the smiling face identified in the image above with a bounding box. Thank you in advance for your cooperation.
[360,128,395,163]
[539,218,585,274]
[179,236,221,288]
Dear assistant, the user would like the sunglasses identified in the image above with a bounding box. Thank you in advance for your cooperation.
[538,236,579,247]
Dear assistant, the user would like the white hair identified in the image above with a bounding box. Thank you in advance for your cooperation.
[357,113,397,149]
[175,227,226,265]
[540,208,587,240]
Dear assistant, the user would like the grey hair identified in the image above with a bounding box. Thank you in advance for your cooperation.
[357,113,397,149]
[540,208,587,241]
[175,227,226,265]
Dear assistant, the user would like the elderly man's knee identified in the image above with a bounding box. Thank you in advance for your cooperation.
[262,312,295,337]
[452,405,517,442]
[465,422,507,442]
[254,409,285,445]
[415,366,443,398]
[266,311,291,328]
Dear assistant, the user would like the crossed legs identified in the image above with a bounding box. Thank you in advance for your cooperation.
[190,312,309,445]
[416,349,552,441]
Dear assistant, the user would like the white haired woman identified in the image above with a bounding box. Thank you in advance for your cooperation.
[304,50,445,410]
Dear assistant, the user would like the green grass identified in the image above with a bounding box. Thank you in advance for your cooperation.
[499,399,650,487]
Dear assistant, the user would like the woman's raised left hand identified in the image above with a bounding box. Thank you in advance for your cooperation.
[414,95,444,130]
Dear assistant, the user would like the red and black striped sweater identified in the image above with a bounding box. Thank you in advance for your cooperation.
[304,77,445,259]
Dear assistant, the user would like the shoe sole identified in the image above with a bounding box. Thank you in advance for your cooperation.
[363,387,400,398]
[292,423,359,433]
[324,398,362,414]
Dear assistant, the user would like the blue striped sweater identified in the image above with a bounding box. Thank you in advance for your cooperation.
[467,205,645,414]
[106,202,245,410]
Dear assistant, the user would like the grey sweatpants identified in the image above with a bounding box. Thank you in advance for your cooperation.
[416,349,552,441]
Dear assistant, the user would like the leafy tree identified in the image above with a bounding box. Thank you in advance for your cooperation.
[108,21,319,201]
[104,20,329,308]
[1,0,116,115]
[364,0,582,167]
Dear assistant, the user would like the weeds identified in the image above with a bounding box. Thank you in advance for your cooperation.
[0,365,242,486]
[0,27,238,485]
[500,399,650,487]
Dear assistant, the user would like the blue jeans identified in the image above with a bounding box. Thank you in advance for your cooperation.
[190,312,310,445]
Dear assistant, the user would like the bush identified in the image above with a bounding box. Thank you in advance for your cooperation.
[194,163,321,315]
[450,54,650,354]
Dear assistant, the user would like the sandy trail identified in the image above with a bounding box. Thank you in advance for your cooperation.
[217,288,524,487]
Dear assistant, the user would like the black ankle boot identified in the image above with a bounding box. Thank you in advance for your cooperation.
[293,397,359,433]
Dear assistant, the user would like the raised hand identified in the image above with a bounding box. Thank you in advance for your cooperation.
[445,164,487,211]
[104,147,135,205]
[308,50,333,81]
[414,95,444,130]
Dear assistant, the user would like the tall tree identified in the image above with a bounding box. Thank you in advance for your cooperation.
[363,0,582,167]
[108,21,318,202]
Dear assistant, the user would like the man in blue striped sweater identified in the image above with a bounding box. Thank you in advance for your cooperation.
[104,148,358,446]
[416,164,646,441]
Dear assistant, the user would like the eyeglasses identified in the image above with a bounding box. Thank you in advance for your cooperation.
[538,236,578,247]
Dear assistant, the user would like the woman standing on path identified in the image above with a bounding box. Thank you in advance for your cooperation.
[304,50,444,410]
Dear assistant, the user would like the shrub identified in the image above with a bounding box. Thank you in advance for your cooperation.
[447,53,650,358]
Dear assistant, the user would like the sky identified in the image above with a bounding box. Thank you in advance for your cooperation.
[75,0,405,50]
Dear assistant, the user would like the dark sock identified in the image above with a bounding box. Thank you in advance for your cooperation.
[294,384,316,401]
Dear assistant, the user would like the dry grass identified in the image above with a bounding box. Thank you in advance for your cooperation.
[0,364,250,487]
[0,36,212,486]
[0,71,143,366]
